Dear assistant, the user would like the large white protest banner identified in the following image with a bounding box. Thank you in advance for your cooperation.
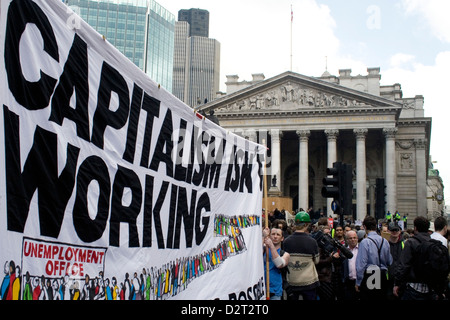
[0,0,265,300]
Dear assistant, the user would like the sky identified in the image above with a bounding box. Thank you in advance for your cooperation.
[157,0,450,203]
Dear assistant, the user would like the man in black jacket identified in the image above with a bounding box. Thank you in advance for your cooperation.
[393,216,434,300]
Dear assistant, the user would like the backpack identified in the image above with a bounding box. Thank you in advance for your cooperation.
[413,237,450,293]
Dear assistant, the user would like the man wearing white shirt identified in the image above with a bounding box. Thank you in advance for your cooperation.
[431,216,448,247]
[342,230,359,300]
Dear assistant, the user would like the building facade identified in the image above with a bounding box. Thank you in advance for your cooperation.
[183,36,220,107]
[172,21,190,103]
[427,159,445,220]
[65,0,175,91]
[178,8,209,38]
[173,9,220,108]
[199,68,432,222]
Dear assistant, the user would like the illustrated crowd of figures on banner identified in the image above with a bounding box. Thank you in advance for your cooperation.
[0,214,260,300]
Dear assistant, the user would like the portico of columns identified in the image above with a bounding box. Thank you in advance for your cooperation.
[261,127,398,219]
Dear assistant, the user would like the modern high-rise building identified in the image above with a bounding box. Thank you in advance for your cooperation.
[178,8,209,38]
[173,9,220,108]
[172,21,190,103]
[65,0,175,92]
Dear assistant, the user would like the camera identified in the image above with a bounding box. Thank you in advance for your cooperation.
[311,230,353,259]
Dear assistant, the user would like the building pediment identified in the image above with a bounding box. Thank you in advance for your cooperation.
[200,71,402,116]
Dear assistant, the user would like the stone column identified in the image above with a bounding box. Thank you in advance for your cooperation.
[325,129,339,214]
[297,130,310,211]
[415,138,427,217]
[383,128,398,214]
[354,128,368,220]
[269,129,282,195]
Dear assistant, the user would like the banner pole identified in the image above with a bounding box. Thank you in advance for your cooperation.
[262,139,270,300]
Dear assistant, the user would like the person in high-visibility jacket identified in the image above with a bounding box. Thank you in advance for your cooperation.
[402,214,408,229]
[385,211,392,222]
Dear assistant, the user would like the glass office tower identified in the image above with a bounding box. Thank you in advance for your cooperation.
[173,9,220,108]
[65,0,175,92]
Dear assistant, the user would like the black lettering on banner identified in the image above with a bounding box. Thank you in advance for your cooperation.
[202,135,225,189]
[91,61,130,149]
[174,118,188,182]
[4,105,79,238]
[109,165,142,247]
[73,155,110,243]
[185,124,199,185]
[191,131,208,187]
[227,277,265,300]
[225,146,242,192]
[122,84,144,163]
[142,175,169,248]
[174,188,195,249]
[139,93,160,167]
[225,145,255,194]
[5,0,59,110]
[149,108,173,178]
[166,184,178,249]
[240,150,253,193]
[168,186,197,249]
[49,34,90,142]
[1,0,261,252]
[257,149,264,191]
[195,193,210,245]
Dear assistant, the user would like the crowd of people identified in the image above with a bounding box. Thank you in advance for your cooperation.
[263,208,450,300]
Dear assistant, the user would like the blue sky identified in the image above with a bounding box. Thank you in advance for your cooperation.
[158,0,450,202]
[323,0,446,71]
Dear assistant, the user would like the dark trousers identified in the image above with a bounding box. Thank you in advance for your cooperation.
[343,278,359,300]
[317,281,334,300]
[286,287,317,300]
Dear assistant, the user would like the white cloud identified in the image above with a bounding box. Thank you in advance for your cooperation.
[290,0,340,76]
[389,53,416,69]
[159,0,369,87]
[383,51,450,198]
[401,0,450,43]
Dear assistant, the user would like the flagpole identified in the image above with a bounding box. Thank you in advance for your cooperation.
[262,139,270,300]
[290,4,293,71]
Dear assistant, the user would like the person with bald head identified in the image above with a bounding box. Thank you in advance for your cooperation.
[342,230,359,300]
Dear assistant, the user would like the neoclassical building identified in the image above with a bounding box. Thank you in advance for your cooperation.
[199,68,431,221]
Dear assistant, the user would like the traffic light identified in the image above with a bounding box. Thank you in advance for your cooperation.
[322,162,353,219]
[322,162,343,211]
[375,178,386,220]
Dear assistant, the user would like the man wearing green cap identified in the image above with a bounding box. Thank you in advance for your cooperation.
[282,211,320,300]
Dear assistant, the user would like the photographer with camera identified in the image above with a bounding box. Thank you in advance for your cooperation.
[314,225,340,300]
[312,223,353,300]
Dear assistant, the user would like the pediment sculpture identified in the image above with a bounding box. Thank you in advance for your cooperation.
[215,81,369,113]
